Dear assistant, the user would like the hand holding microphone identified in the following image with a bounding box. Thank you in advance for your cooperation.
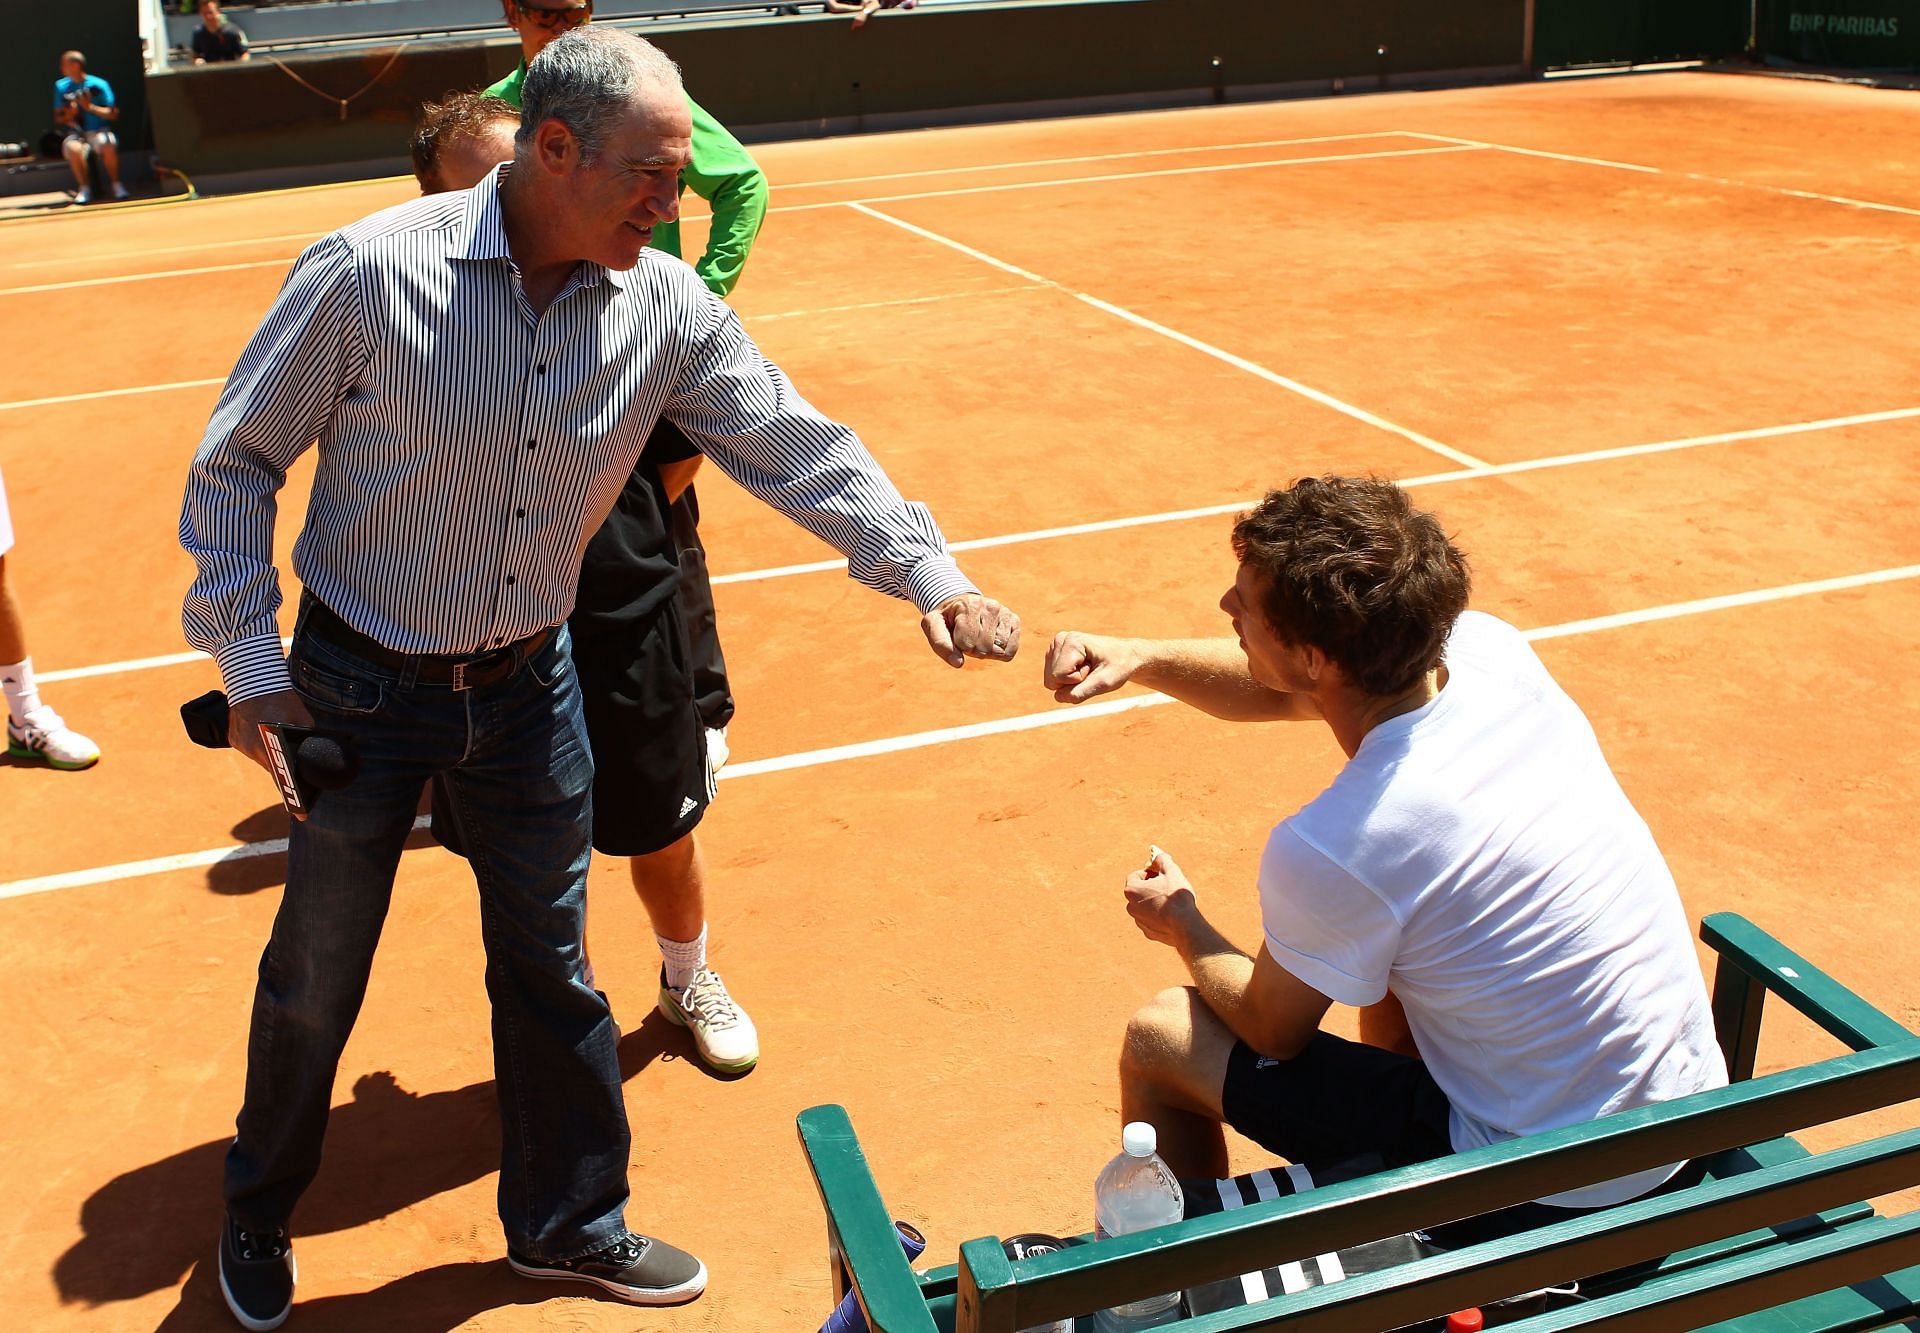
[181,688,357,819]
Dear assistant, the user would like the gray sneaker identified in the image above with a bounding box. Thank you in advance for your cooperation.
[509,1231,707,1305]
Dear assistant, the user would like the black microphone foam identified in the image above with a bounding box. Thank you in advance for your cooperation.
[294,734,358,791]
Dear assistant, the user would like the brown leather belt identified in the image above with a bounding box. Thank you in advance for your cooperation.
[298,593,555,691]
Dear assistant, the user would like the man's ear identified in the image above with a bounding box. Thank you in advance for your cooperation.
[530,117,576,175]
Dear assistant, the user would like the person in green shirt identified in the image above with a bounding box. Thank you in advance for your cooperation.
[481,0,769,1076]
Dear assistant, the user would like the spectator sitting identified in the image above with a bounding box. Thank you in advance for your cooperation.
[192,1,251,65]
[408,92,517,194]
[53,50,127,204]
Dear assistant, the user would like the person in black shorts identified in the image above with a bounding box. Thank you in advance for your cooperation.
[417,93,760,1073]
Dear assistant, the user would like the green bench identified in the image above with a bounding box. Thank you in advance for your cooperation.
[797,913,1920,1331]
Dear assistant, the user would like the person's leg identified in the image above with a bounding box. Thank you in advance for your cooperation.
[443,627,706,1304]
[94,133,127,198]
[438,628,634,1260]
[0,552,100,770]
[575,609,756,1074]
[1118,986,1240,1179]
[220,636,450,1328]
[628,831,704,945]
[63,135,87,191]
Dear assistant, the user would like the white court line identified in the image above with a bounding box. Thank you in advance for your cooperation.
[7,229,326,270]
[773,131,1413,191]
[0,293,1043,412]
[0,377,227,413]
[0,258,291,297]
[1404,132,1920,218]
[743,283,1041,324]
[0,135,1406,269]
[36,405,1920,682]
[701,143,1487,221]
[5,146,1478,297]
[848,200,1491,470]
[41,638,290,686]
[5,561,1916,903]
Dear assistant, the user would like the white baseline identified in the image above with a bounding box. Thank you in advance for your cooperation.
[5,561,1917,903]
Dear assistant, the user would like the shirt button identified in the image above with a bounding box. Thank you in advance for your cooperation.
[516,507,527,518]
[536,364,547,375]
[526,439,536,451]
[493,637,505,647]
[505,575,517,586]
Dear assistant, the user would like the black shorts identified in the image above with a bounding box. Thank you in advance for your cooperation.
[571,602,713,856]
[1220,1032,1707,1250]
[433,604,711,859]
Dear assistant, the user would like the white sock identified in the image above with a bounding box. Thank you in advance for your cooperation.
[659,924,708,992]
[1,658,41,728]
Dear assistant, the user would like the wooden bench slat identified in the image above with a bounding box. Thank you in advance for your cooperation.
[796,1104,941,1333]
[957,1042,1920,1324]
[1703,913,1915,1069]
[1493,1210,1920,1331]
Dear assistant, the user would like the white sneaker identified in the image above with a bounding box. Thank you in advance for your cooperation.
[73,186,92,205]
[659,967,758,1073]
[8,706,101,770]
[704,725,729,776]
[112,182,129,200]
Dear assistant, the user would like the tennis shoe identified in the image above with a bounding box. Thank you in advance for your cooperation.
[659,966,758,1073]
[8,706,100,770]
[509,1230,707,1305]
[112,182,129,200]
[73,186,92,205]
[219,1216,295,1331]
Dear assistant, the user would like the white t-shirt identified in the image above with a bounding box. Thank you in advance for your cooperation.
[1259,611,1726,1206]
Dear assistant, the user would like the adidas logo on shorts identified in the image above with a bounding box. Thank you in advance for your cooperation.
[678,796,698,819]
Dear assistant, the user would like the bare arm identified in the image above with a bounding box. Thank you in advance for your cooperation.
[1127,847,1331,1058]
[1044,632,1320,722]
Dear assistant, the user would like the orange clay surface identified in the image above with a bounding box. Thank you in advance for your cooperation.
[1,71,1917,1330]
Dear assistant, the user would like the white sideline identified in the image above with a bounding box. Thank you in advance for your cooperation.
[847,201,1492,470]
[0,144,1481,299]
[34,404,1920,684]
[1404,132,1920,218]
[0,133,1411,272]
[5,562,1917,903]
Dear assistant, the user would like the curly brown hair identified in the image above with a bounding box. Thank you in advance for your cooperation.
[410,92,519,190]
[1231,476,1470,697]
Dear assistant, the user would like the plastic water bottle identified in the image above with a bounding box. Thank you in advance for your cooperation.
[1092,1121,1185,1331]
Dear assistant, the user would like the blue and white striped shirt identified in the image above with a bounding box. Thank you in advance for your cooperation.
[181,167,974,704]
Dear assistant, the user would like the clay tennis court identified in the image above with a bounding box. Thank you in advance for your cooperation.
[2,70,1916,1329]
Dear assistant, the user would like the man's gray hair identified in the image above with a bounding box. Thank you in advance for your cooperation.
[516,27,683,162]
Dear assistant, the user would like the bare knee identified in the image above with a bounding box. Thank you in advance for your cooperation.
[1121,987,1203,1082]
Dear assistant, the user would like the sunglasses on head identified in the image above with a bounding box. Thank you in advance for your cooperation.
[515,0,592,29]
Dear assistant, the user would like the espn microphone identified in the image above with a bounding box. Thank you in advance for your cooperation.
[181,689,358,817]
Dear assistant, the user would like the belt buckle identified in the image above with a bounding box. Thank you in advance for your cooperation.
[451,661,469,691]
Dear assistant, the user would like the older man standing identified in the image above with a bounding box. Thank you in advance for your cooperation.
[184,29,1019,1331]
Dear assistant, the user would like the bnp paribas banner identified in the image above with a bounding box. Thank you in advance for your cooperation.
[1764,2,1919,68]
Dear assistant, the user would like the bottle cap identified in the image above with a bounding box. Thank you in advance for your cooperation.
[1122,1121,1157,1157]
[1445,1310,1484,1332]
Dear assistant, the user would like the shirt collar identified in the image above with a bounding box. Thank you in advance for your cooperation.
[448,163,628,292]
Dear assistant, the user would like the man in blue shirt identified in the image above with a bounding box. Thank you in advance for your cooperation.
[52,51,128,204]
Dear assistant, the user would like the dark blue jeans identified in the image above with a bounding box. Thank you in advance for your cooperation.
[223,623,631,1262]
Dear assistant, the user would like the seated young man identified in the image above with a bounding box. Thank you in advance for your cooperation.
[1044,475,1726,1240]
